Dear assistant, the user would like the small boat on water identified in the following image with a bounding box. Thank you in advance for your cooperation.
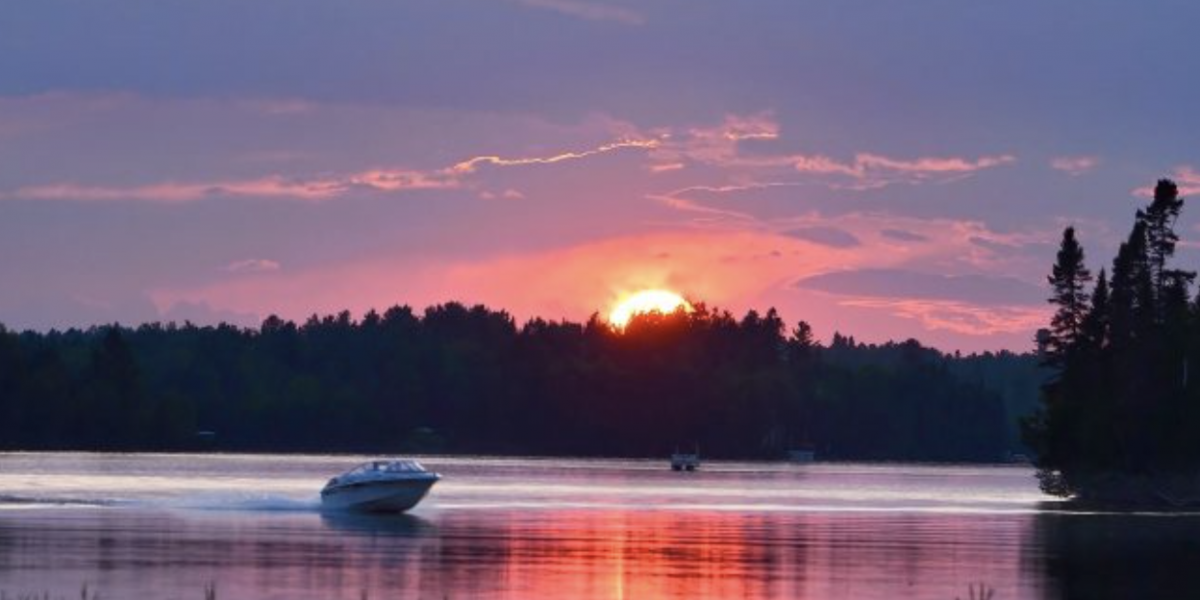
[670,451,700,472]
[321,459,440,513]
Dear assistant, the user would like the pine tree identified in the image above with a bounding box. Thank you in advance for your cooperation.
[1108,222,1151,349]
[1141,179,1190,305]
[1080,269,1109,352]
[1045,227,1092,366]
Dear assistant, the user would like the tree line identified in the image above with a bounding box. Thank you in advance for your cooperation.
[0,302,1039,461]
[1027,178,1200,503]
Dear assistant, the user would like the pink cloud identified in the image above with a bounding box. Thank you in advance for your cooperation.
[642,113,1015,191]
[648,162,685,173]
[838,298,1049,337]
[792,152,1016,188]
[1050,155,1100,176]
[648,113,783,168]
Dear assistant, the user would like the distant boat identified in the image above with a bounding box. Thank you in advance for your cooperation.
[787,448,817,463]
[1006,452,1032,465]
[670,450,700,472]
[321,459,440,513]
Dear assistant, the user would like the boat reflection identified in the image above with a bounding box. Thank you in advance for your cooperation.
[319,510,434,538]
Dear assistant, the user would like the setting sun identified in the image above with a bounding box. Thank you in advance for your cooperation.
[608,289,692,328]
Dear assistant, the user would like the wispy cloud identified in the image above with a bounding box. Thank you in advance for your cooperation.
[648,113,784,168]
[791,153,1016,188]
[448,138,659,174]
[2,137,658,203]
[643,113,1015,201]
[839,298,1049,337]
[648,162,685,173]
[1050,155,1100,176]
[513,0,644,25]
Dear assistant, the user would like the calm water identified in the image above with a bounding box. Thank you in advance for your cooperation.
[0,454,1197,599]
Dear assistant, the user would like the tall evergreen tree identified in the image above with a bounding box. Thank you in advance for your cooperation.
[1045,227,1092,366]
[1081,269,1109,352]
[1108,222,1153,349]
[1141,179,1190,306]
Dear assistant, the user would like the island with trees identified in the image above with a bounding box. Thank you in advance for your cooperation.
[1026,179,1200,505]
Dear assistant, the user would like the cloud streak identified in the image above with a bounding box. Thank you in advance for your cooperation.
[447,138,659,174]
[2,137,659,204]
[641,113,1016,214]
[839,298,1049,337]
[790,153,1016,189]
[1050,155,1100,176]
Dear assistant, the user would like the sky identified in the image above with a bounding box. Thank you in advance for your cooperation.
[1,0,1199,352]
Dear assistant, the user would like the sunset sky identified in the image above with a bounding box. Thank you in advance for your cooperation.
[2,1,1198,352]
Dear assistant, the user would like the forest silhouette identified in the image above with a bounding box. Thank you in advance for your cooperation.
[0,303,1039,460]
[1027,179,1200,504]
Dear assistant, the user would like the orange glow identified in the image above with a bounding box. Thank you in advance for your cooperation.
[608,289,691,328]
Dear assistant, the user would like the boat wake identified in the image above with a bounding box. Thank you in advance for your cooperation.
[0,494,120,508]
[0,493,320,513]
[155,494,321,512]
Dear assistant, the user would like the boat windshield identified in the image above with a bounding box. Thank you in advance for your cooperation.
[345,460,426,477]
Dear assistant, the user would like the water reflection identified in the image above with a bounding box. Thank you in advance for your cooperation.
[0,506,1052,599]
[1033,506,1200,599]
[5,454,1197,599]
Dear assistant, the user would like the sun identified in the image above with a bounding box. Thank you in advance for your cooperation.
[608,289,692,328]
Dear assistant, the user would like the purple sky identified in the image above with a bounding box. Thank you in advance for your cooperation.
[1,0,1198,352]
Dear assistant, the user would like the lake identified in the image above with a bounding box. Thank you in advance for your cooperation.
[0,453,1196,599]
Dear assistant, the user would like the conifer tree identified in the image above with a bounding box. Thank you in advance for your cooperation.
[1142,179,1190,305]
[1080,269,1109,352]
[1045,227,1092,366]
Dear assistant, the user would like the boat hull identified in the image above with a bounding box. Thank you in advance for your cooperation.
[321,477,438,513]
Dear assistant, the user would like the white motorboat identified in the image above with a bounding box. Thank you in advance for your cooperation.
[320,459,440,513]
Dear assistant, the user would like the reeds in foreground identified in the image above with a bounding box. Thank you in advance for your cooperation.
[956,582,996,600]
